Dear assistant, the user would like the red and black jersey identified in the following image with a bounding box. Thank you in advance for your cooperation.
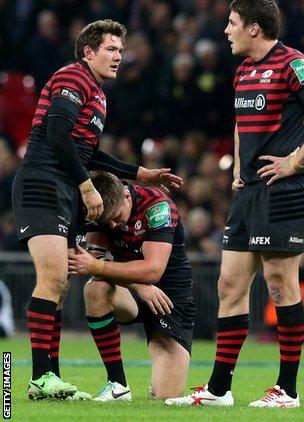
[23,60,106,175]
[92,184,192,298]
[234,42,304,184]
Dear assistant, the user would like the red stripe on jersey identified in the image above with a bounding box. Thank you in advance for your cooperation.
[267,104,283,111]
[36,99,50,107]
[237,114,281,122]
[238,124,281,133]
[56,70,92,93]
[267,93,289,100]
[236,83,287,91]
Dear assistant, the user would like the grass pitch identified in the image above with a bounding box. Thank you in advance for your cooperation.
[1,333,303,421]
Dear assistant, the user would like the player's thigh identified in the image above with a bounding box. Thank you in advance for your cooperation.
[149,332,190,399]
[28,235,68,283]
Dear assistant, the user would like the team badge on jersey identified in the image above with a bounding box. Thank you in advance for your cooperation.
[290,59,304,84]
[146,201,171,229]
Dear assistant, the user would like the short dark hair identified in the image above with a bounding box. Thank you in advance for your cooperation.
[229,0,280,40]
[74,19,127,60]
[91,171,125,222]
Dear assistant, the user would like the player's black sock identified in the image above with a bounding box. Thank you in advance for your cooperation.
[50,309,62,378]
[208,313,249,396]
[27,297,57,380]
[276,301,304,398]
[87,312,127,387]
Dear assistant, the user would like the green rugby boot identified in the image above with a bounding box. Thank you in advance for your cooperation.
[28,371,77,400]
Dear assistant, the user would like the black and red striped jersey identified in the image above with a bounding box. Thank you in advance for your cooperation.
[234,42,304,184]
[92,184,192,297]
[23,60,106,175]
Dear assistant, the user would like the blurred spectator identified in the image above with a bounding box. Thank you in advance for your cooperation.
[27,10,64,91]
[0,0,303,252]
[0,279,14,337]
[185,207,212,251]
[0,138,19,215]
[0,71,37,148]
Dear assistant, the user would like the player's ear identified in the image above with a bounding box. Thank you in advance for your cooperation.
[124,190,131,200]
[83,45,94,60]
[249,23,259,38]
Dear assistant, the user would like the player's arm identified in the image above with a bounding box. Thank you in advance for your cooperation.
[232,124,245,191]
[84,231,173,315]
[258,56,304,185]
[48,84,103,220]
[89,149,183,189]
[68,241,172,284]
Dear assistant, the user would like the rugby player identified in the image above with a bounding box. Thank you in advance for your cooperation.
[68,171,196,401]
[12,19,182,400]
[165,0,304,408]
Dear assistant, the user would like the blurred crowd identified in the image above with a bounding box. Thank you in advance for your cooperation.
[0,0,304,254]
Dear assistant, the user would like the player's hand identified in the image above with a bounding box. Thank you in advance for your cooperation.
[137,166,183,190]
[81,188,104,221]
[257,155,297,185]
[68,244,101,275]
[132,284,174,316]
[232,177,245,191]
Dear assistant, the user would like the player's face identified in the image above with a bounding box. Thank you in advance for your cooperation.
[107,190,132,230]
[88,33,123,81]
[224,11,252,56]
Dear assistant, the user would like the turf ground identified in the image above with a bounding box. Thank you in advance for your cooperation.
[1,333,303,421]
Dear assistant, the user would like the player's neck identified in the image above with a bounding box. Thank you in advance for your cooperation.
[83,58,104,84]
[248,39,278,63]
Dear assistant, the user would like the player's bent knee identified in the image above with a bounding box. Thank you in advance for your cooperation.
[84,279,113,310]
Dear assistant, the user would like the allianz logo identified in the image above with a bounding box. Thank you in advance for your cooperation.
[235,94,266,111]
[289,237,304,244]
[90,115,104,132]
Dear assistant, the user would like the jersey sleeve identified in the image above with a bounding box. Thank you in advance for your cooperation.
[285,55,304,102]
[143,199,178,243]
[49,68,91,121]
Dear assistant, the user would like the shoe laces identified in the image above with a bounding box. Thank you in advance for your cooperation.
[263,386,283,402]
[190,384,206,395]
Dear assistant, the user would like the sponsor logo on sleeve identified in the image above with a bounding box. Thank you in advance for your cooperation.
[290,58,304,84]
[60,88,83,106]
[90,115,104,132]
[146,201,171,229]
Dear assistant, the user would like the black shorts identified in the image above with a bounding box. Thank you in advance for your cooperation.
[120,292,196,354]
[223,178,304,253]
[12,166,86,247]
